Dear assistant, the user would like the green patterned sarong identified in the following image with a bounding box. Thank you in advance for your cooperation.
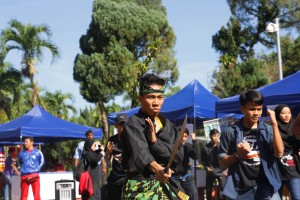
[122,179,178,200]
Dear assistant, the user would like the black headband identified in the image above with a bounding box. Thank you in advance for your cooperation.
[141,85,166,94]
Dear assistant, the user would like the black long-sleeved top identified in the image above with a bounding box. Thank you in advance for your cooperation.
[201,142,223,175]
[105,134,127,185]
[121,109,184,178]
[82,139,103,181]
[174,140,200,176]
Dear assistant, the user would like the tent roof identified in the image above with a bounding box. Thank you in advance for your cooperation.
[215,71,300,115]
[108,79,222,126]
[0,105,102,143]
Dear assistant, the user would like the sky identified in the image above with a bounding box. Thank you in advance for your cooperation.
[0,0,231,112]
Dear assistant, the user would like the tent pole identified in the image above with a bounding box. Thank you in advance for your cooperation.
[20,136,23,151]
[193,117,197,186]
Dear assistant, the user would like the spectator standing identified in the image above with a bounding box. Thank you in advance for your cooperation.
[201,129,227,200]
[82,138,103,200]
[171,127,200,200]
[18,137,44,200]
[274,104,300,199]
[73,130,106,199]
[73,130,95,168]
[218,90,283,200]
[4,148,19,200]
[104,113,129,200]
[121,73,184,199]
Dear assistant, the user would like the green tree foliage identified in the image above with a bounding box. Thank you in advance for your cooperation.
[256,53,279,82]
[42,91,77,119]
[280,34,300,75]
[211,58,269,98]
[0,19,60,106]
[40,90,78,169]
[228,0,300,30]
[42,140,78,171]
[212,17,244,65]
[72,106,101,127]
[9,83,36,118]
[213,0,300,61]
[74,0,178,105]
[210,0,300,97]
[0,65,22,121]
[165,85,181,97]
[0,42,22,121]
[73,0,178,138]
[0,20,86,170]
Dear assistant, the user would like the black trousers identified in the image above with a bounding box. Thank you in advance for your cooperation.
[179,176,199,200]
[106,182,124,200]
[206,174,227,200]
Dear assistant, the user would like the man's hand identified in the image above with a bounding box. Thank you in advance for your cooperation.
[236,141,251,158]
[148,161,173,183]
[267,109,278,126]
[145,117,157,144]
[104,141,114,162]
[91,141,101,151]
[11,164,20,175]
[156,167,173,184]
[191,133,196,140]
[206,166,213,172]
[222,168,228,176]
[106,141,114,155]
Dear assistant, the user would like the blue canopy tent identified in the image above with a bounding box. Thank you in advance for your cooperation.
[108,79,227,128]
[0,105,102,143]
[215,71,300,116]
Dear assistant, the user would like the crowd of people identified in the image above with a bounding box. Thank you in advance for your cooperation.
[1,72,300,200]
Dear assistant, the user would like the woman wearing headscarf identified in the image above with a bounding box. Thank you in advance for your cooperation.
[275,104,300,199]
[82,138,103,200]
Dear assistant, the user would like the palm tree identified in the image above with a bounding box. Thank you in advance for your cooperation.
[1,19,60,107]
[42,90,77,167]
[0,65,22,121]
[43,91,77,120]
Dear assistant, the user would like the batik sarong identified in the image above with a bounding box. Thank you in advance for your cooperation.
[122,178,178,200]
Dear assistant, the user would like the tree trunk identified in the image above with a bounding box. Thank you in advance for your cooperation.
[130,87,139,108]
[37,92,48,111]
[98,100,109,142]
[30,76,37,107]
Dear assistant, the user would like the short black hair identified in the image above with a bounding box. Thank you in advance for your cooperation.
[239,89,264,106]
[85,130,94,136]
[139,73,166,95]
[184,128,190,135]
[24,136,34,142]
[209,128,219,137]
[176,126,189,135]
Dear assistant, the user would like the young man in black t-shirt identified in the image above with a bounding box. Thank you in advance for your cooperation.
[104,114,129,200]
[218,90,284,200]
